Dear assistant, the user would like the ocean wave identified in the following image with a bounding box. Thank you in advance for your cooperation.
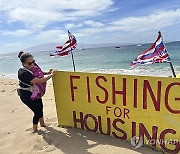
[81,66,180,77]
[1,67,179,80]
[0,73,17,79]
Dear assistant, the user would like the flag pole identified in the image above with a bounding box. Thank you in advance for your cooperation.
[68,30,76,72]
[169,62,176,77]
[71,50,76,72]
[159,31,176,77]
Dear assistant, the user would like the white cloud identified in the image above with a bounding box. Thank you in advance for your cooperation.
[0,0,113,29]
[1,29,33,37]
[1,0,180,49]
[4,42,27,47]
[65,20,104,29]
[65,23,83,29]
[8,8,70,29]
[75,28,105,41]
[35,30,67,43]
[67,9,180,42]
[106,9,180,32]
[69,9,180,43]
[2,42,29,53]
[34,0,113,11]
[84,20,104,28]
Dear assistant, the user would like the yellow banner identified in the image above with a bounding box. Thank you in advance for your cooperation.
[52,71,180,153]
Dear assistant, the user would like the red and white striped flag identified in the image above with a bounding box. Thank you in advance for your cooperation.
[130,32,171,67]
[50,31,77,57]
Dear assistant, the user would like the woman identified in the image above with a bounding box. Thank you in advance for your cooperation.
[17,51,56,133]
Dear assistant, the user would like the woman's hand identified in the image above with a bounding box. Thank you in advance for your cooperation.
[50,70,57,77]
[48,69,53,74]
[43,69,53,75]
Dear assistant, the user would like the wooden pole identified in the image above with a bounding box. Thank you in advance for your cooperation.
[159,31,176,77]
[169,62,176,77]
[68,30,76,72]
[71,50,76,72]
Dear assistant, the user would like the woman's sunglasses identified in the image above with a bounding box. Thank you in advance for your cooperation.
[27,60,35,65]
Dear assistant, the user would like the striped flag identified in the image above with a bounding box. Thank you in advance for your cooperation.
[130,32,171,67]
[50,31,77,57]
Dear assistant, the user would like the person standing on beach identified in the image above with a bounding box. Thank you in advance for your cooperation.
[177,72,180,78]
[17,51,56,133]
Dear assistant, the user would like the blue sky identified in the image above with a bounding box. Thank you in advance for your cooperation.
[1,0,180,53]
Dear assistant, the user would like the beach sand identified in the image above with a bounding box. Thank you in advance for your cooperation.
[0,78,163,154]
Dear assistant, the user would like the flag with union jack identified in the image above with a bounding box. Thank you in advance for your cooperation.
[50,30,77,57]
[130,32,171,67]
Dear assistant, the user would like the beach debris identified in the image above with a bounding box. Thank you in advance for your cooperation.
[0,90,5,93]
[3,131,10,135]
[12,88,17,92]
[9,82,16,85]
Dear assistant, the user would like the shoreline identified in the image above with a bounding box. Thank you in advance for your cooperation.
[0,68,176,80]
[0,78,163,153]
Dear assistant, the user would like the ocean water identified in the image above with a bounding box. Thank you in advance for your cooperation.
[0,42,180,79]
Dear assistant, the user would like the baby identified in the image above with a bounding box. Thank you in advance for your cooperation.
[30,64,46,100]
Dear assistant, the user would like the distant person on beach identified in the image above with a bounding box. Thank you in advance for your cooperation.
[169,72,180,78]
[177,73,180,78]
[17,51,56,133]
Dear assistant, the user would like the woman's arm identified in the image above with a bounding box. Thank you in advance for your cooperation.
[31,70,56,84]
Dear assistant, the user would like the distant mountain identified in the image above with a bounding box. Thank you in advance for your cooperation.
[23,42,132,52]
[23,43,59,52]
[18,40,180,53]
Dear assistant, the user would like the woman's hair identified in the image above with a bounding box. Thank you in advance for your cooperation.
[18,51,33,63]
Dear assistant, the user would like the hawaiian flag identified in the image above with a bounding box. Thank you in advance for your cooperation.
[50,31,77,57]
[130,32,171,67]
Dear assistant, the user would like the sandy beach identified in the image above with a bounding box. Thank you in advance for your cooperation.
[0,78,163,154]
